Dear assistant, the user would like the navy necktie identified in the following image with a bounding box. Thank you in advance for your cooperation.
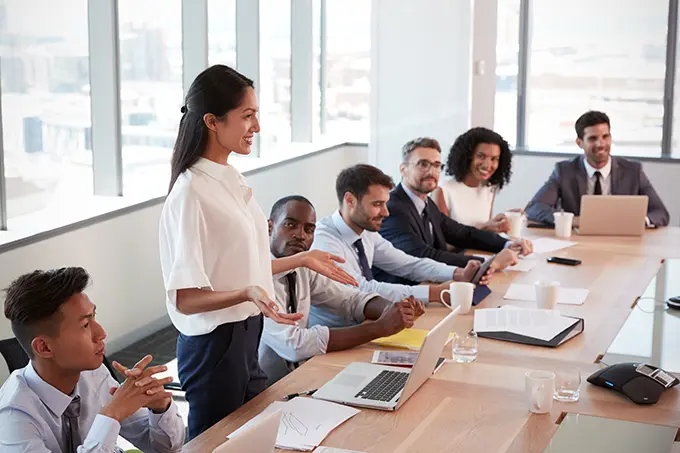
[593,171,602,195]
[353,239,374,281]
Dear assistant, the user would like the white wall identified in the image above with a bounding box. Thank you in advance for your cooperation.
[370,0,474,181]
[471,0,498,128]
[0,145,368,382]
[493,153,680,225]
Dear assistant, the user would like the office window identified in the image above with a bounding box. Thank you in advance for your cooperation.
[0,0,92,220]
[208,0,236,67]
[525,0,667,157]
[494,0,520,147]
[118,0,183,195]
[312,0,322,138]
[673,7,680,159]
[260,0,292,155]
[323,0,370,141]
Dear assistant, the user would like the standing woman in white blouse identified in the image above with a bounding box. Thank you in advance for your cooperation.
[159,65,357,440]
[432,127,518,233]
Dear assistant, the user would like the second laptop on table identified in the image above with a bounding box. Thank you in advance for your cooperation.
[313,309,458,411]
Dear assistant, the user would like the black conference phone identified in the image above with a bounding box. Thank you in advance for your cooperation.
[667,296,680,310]
[587,362,679,404]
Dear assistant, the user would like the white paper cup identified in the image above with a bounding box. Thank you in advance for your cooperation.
[535,280,560,310]
[525,370,555,414]
[440,282,475,315]
[553,212,574,238]
[506,211,524,238]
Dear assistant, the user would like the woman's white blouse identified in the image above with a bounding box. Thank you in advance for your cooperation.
[438,178,495,227]
[159,157,274,336]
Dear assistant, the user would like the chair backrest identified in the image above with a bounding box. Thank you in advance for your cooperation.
[0,337,30,373]
[0,337,122,384]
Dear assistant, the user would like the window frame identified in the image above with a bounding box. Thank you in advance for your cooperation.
[0,0,359,233]
[509,0,680,159]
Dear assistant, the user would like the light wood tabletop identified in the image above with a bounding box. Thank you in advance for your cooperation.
[184,228,680,453]
[524,225,680,259]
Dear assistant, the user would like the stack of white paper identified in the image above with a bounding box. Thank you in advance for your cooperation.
[228,397,360,451]
[504,259,539,272]
[527,238,577,255]
[474,306,578,341]
[504,283,589,305]
[314,448,366,453]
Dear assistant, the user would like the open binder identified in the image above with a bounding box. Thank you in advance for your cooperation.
[473,307,584,347]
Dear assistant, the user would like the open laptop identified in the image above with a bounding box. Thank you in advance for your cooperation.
[313,310,458,411]
[579,195,648,236]
[215,409,282,453]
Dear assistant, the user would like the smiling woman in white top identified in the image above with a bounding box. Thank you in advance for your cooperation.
[432,127,518,233]
[159,65,357,440]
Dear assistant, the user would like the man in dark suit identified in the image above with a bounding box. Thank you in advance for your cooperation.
[526,111,670,227]
[377,138,532,284]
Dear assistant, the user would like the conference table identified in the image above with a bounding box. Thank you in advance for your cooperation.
[184,227,680,453]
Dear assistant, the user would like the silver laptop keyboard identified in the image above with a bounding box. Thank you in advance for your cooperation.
[355,370,409,402]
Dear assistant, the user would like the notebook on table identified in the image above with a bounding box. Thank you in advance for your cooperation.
[473,307,584,347]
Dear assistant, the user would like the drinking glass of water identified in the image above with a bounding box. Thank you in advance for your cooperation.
[553,366,581,402]
[452,330,478,363]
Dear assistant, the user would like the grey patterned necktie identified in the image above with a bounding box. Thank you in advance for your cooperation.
[62,395,81,453]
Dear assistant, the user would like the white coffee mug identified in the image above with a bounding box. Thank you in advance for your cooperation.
[505,211,524,238]
[440,282,475,315]
[535,280,560,310]
[553,212,574,238]
[525,370,555,414]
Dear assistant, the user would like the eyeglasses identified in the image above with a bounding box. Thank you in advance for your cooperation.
[407,160,444,172]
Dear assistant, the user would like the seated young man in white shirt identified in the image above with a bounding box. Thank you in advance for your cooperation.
[259,196,424,385]
[310,164,495,329]
[0,267,185,453]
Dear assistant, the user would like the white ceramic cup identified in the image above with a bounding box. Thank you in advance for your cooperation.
[553,212,574,238]
[505,211,524,238]
[525,370,556,414]
[535,280,560,310]
[440,282,475,315]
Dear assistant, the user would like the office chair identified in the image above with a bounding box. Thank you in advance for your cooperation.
[0,337,121,379]
[0,337,29,373]
[1,337,182,396]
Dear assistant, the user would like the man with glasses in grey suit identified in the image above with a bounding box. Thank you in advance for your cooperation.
[526,110,670,227]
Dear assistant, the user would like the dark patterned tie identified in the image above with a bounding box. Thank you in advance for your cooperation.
[284,271,300,370]
[285,271,298,314]
[353,239,374,281]
[62,395,81,453]
[593,171,602,195]
[422,208,434,245]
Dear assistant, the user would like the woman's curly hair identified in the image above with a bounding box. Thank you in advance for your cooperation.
[445,127,513,190]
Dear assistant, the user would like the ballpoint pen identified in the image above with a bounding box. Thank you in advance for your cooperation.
[283,389,318,401]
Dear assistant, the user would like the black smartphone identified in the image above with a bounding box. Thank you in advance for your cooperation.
[471,255,496,284]
[547,256,581,266]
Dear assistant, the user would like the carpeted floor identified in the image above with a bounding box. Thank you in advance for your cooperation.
[107,324,179,381]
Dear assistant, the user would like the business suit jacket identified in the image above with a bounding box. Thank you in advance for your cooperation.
[375,184,508,284]
[525,156,669,227]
